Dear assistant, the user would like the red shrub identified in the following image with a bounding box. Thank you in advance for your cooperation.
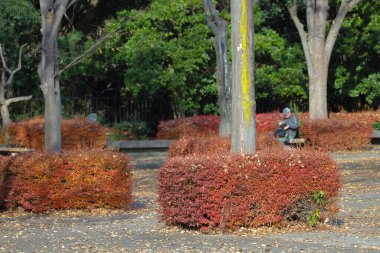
[159,147,340,231]
[330,111,380,125]
[156,113,283,140]
[256,112,281,134]
[301,118,372,151]
[1,150,132,212]
[0,117,106,150]
[0,156,12,208]
[168,133,282,158]
[168,135,230,158]
[156,115,220,140]
[158,110,380,151]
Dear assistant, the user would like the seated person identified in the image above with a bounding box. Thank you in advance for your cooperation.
[275,107,299,144]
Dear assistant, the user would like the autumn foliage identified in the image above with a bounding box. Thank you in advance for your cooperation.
[156,115,220,140]
[158,111,380,151]
[159,147,340,231]
[0,150,132,212]
[0,117,106,150]
[168,133,282,158]
[301,118,372,151]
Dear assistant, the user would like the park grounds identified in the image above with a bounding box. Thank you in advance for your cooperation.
[0,146,379,252]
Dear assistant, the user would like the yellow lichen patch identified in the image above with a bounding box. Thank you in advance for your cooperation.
[239,0,254,127]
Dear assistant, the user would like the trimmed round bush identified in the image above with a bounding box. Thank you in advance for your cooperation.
[0,150,132,213]
[159,147,340,231]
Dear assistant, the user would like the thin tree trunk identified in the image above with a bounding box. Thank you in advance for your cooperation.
[202,0,232,137]
[231,0,256,154]
[214,25,232,137]
[1,104,11,127]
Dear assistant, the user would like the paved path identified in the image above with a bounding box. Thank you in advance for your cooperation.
[0,150,380,252]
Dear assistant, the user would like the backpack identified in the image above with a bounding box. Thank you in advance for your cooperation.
[274,123,287,138]
[275,128,286,138]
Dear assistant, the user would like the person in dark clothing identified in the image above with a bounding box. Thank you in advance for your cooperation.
[276,107,299,144]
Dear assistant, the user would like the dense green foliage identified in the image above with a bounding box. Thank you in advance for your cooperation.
[0,0,40,108]
[0,0,379,127]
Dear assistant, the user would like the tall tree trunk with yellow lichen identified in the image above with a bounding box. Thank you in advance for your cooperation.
[231,0,256,154]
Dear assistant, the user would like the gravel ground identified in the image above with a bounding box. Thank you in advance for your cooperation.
[0,150,380,252]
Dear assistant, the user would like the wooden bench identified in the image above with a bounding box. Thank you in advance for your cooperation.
[0,147,34,156]
[106,140,173,153]
[288,138,306,147]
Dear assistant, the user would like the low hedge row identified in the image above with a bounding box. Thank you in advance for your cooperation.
[157,111,380,151]
[302,118,372,151]
[0,150,132,213]
[0,117,106,150]
[168,134,282,158]
[159,147,340,231]
[156,115,220,140]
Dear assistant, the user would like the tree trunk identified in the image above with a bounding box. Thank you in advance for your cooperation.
[39,0,70,153]
[309,0,329,119]
[231,0,256,154]
[215,23,232,137]
[202,0,232,137]
[289,0,362,120]
[309,59,328,119]
[1,103,11,127]
[0,76,10,126]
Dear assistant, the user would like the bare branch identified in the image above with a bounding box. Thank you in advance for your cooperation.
[57,8,149,76]
[15,44,26,73]
[0,44,26,87]
[67,0,77,9]
[49,0,70,41]
[5,44,26,87]
[202,0,219,32]
[325,0,362,62]
[0,44,11,73]
[57,29,120,76]
[288,0,314,77]
[6,95,33,105]
[64,12,74,27]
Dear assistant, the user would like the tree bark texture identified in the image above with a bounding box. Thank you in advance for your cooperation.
[39,0,71,152]
[289,0,362,119]
[202,0,232,137]
[231,0,256,154]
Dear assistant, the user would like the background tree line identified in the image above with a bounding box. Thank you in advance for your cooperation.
[0,0,379,130]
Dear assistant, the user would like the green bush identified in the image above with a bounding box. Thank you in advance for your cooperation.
[372,121,380,130]
[107,121,152,141]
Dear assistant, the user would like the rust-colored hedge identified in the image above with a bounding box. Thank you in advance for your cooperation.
[168,133,282,158]
[158,111,380,152]
[0,150,132,213]
[156,113,281,140]
[168,135,230,158]
[0,117,106,150]
[0,156,11,208]
[301,118,372,151]
[159,147,340,231]
[156,115,220,140]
